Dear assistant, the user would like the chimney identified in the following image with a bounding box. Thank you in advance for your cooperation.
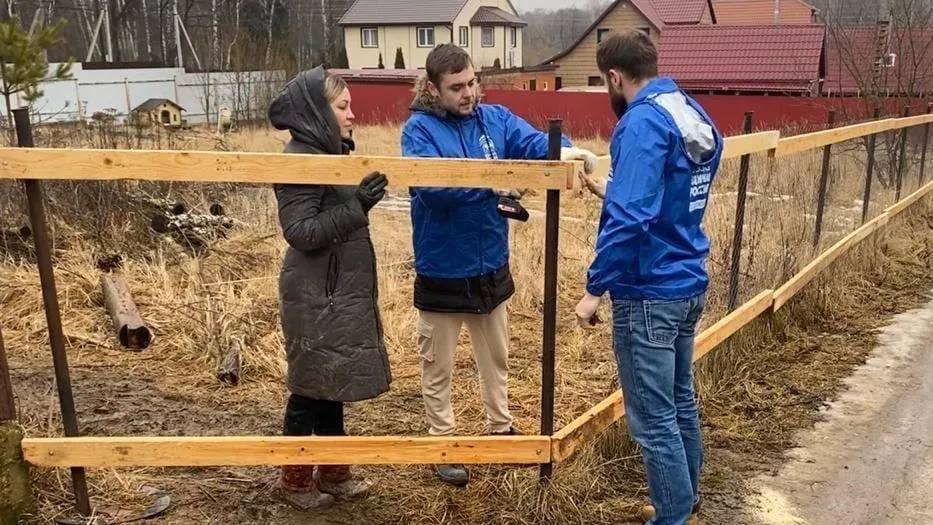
[774,0,781,24]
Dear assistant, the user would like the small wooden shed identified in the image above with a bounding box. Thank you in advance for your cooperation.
[130,98,185,127]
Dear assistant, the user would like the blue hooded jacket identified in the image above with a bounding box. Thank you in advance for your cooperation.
[587,77,724,301]
[402,79,571,281]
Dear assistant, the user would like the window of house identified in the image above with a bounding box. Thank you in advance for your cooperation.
[417,27,435,47]
[482,26,495,47]
[361,27,378,48]
[638,27,651,36]
[459,26,469,46]
[597,28,611,43]
[511,27,517,48]
[588,76,605,86]
[543,81,549,90]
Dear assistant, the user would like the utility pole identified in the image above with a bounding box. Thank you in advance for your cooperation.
[173,0,183,68]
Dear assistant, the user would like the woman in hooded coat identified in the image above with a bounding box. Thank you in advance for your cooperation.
[268,66,392,509]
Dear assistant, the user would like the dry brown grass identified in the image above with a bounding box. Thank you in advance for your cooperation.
[1,121,931,524]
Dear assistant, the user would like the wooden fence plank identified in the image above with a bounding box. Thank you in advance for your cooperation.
[775,120,897,157]
[773,213,890,311]
[0,147,579,190]
[551,391,624,462]
[893,114,933,130]
[886,180,933,218]
[551,289,774,463]
[587,131,779,182]
[22,435,551,467]
[722,131,781,160]
[694,289,774,361]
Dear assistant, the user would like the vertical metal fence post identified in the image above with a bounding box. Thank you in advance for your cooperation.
[919,103,932,186]
[13,108,92,517]
[727,111,754,312]
[813,110,836,248]
[0,324,15,423]
[895,105,910,202]
[539,119,562,483]
[862,108,882,224]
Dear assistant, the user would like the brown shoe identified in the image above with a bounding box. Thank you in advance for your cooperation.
[316,465,373,500]
[277,466,335,510]
[641,504,701,524]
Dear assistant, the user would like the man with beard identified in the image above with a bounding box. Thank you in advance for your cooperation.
[401,43,598,487]
[575,30,723,525]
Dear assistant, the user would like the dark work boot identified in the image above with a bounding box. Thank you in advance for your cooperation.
[489,426,524,436]
[277,466,335,510]
[316,465,373,500]
[434,464,470,487]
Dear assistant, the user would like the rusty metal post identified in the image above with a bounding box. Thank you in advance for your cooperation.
[539,119,562,483]
[12,108,92,517]
[814,110,836,248]
[920,103,932,186]
[895,105,910,202]
[0,324,14,423]
[727,112,754,312]
[862,108,882,224]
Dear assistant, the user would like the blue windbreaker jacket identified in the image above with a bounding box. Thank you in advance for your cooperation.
[587,77,724,301]
[402,83,571,279]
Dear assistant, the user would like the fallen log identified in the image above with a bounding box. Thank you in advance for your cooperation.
[100,274,153,350]
[216,338,242,386]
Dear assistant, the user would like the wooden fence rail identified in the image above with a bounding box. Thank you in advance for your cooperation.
[8,112,933,469]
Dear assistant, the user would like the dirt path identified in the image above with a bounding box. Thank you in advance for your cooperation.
[749,292,933,525]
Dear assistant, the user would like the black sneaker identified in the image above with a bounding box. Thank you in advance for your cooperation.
[490,426,524,436]
[434,464,469,487]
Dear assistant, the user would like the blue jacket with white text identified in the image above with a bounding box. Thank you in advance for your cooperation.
[587,76,723,301]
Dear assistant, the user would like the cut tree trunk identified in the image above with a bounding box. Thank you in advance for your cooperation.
[216,337,242,386]
[100,274,153,350]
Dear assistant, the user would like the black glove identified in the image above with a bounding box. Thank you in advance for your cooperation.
[356,171,388,212]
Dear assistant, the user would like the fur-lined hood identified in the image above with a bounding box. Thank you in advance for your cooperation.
[409,74,485,118]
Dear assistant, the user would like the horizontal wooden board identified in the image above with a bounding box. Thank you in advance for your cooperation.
[775,119,897,157]
[886,180,933,217]
[585,131,780,182]
[773,213,891,311]
[552,290,775,463]
[551,391,624,462]
[722,131,781,160]
[22,435,551,468]
[892,113,933,130]
[694,290,774,361]
[0,147,580,190]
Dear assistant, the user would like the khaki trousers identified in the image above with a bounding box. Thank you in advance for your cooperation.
[417,302,513,436]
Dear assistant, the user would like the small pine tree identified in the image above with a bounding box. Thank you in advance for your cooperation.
[493,58,502,69]
[394,47,406,69]
[0,17,73,141]
[378,52,385,69]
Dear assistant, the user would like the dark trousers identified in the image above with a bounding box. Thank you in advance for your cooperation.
[283,393,345,436]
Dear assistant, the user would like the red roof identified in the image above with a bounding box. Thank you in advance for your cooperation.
[714,0,816,25]
[654,0,713,25]
[658,25,825,93]
[824,25,933,95]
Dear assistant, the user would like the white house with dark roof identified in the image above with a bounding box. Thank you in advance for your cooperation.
[339,0,526,70]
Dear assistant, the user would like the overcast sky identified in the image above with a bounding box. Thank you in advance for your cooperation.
[512,0,582,12]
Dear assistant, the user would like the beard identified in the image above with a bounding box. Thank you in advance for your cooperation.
[609,85,628,119]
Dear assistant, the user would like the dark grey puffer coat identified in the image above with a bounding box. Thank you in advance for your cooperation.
[269,66,391,402]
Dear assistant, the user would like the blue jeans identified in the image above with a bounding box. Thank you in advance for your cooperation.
[611,294,706,525]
